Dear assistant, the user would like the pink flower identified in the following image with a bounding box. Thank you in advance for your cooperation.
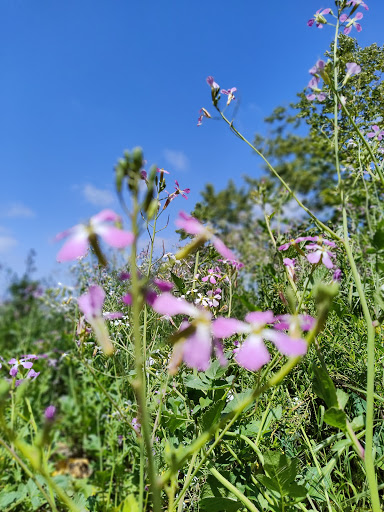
[45,405,57,421]
[345,62,361,78]
[307,8,332,29]
[306,243,336,269]
[213,311,308,372]
[221,87,237,106]
[78,285,116,355]
[152,293,225,372]
[340,12,363,34]
[206,76,220,90]
[347,0,368,10]
[309,60,326,76]
[278,236,318,251]
[197,108,211,127]
[8,356,35,377]
[274,314,315,333]
[367,125,384,141]
[283,258,296,280]
[56,210,134,262]
[176,211,240,263]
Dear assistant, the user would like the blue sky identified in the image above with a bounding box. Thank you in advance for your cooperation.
[1,0,383,286]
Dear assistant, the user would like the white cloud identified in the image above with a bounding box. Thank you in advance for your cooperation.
[163,149,189,172]
[0,235,17,253]
[83,184,115,207]
[3,202,36,218]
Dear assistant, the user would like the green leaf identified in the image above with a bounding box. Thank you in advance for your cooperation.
[372,221,384,250]
[323,407,347,431]
[312,364,338,409]
[259,451,307,500]
[0,491,22,507]
[184,375,211,391]
[222,390,254,415]
[170,271,186,293]
[200,475,242,512]
[200,400,225,431]
[336,389,349,410]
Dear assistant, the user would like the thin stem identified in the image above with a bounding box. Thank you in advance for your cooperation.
[130,196,162,512]
[209,465,260,512]
[217,109,342,242]
[331,15,380,510]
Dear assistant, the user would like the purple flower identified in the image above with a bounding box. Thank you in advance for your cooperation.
[309,60,326,76]
[202,268,221,284]
[347,0,368,10]
[8,356,35,377]
[45,405,57,421]
[306,76,327,102]
[122,278,173,307]
[274,314,315,333]
[283,258,296,280]
[78,285,116,355]
[176,211,240,263]
[132,417,141,432]
[212,312,308,372]
[27,369,40,379]
[221,87,237,106]
[56,210,134,263]
[307,8,332,29]
[345,62,361,78]
[206,76,220,90]
[333,268,342,282]
[306,242,336,269]
[152,292,226,372]
[367,125,384,141]
[197,108,211,127]
[340,12,363,34]
[278,236,318,251]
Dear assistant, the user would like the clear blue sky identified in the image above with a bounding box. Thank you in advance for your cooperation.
[1,0,383,286]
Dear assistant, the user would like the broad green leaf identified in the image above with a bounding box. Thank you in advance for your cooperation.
[312,364,338,408]
[323,407,347,431]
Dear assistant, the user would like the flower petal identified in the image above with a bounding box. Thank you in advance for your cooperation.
[97,226,134,248]
[57,228,89,262]
[152,293,196,317]
[212,317,248,338]
[264,329,307,357]
[78,285,105,320]
[236,335,271,371]
[183,325,212,371]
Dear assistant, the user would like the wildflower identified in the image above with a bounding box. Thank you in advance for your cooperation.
[347,0,368,10]
[367,125,384,141]
[26,369,40,379]
[333,268,342,282]
[278,236,318,252]
[221,87,237,106]
[306,240,336,269]
[45,405,57,421]
[152,292,226,372]
[206,76,220,90]
[202,268,221,284]
[163,181,191,210]
[78,285,115,355]
[197,108,211,126]
[309,60,325,75]
[340,12,363,34]
[56,210,134,263]
[8,356,35,377]
[132,417,141,432]
[213,311,308,372]
[274,314,315,334]
[345,62,361,78]
[306,76,326,102]
[307,8,332,28]
[283,257,296,280]
[121,277,173,307]
[175,211,240,263]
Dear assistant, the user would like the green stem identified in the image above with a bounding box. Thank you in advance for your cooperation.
[209,465,260,512]
[130,196,162,512]
[330,14,380,511]
[217,110,342,242]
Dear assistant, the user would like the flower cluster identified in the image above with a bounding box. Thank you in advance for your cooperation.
[279,235,339,272]
[7,355,40,386]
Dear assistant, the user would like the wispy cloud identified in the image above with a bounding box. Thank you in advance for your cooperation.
[163,149,189,172]
[3,202,36,218]
[0,235,17,253]
[82,184,115,207]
